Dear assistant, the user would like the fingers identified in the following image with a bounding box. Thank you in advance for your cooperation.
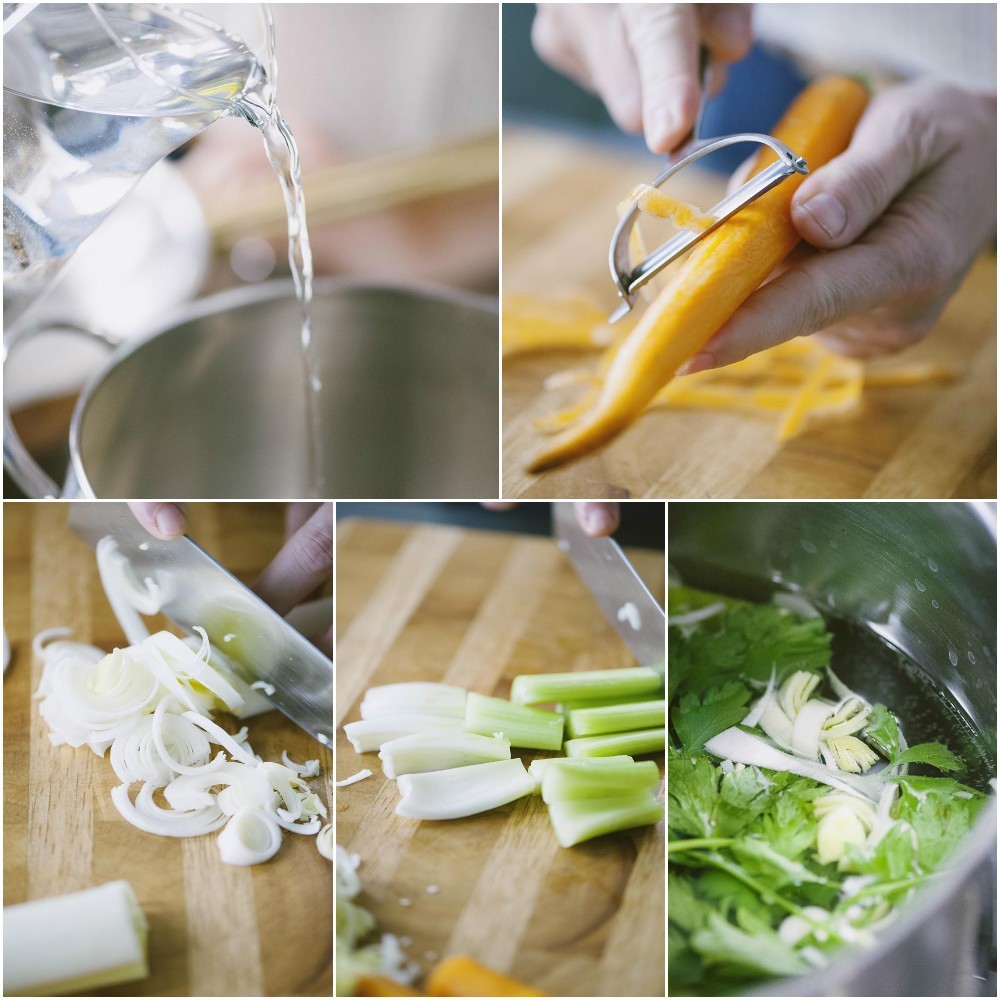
[698,4,754,62]
[791,82,956,249]
[253,503,333,617]
[622,4,701,152]
[127,502,188,540]
[286,502,321,538]
[575,502,621,537]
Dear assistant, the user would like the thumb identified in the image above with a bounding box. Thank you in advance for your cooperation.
[791,90,943,250]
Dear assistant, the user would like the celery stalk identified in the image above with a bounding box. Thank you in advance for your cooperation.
[547,792,664,847]
[566,699,666,738]
[528,755,636,791]
[510,667,663,706]
[558,693,649,714]
[378,732,510,779]
[564,728,666,758]
[464,693,564,751]
[541,759,660,803]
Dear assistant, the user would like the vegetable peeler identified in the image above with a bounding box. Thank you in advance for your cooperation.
[608,52,809,323]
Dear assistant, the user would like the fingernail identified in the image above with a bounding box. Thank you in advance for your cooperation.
[797,192,847,240]
[677,351,716,376]
[647,107,677,153]
[154,503,186,538]
[581,504,615,537]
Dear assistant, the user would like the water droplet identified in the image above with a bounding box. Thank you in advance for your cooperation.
[927,558,938,572]
[801,539,817,554]
[948,647,959,667]
[914,579,926,592]
[967,651,976,665]
[931,600,940,609]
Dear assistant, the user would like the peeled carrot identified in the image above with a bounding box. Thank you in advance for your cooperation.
[526,75,870,473]
[426,956,547,997]
[355,973,424,996]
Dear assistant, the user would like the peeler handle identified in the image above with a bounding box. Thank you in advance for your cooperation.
[671,44,713,154]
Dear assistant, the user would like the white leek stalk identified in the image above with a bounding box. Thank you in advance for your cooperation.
[3,881,148,996]
[217,808,283,865]
[343,715,464,754]
[378,732,511,779]
[360,682,467,720]
[395,759,534,820]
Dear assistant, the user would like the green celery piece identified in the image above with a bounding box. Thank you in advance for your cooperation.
[558,693,649,714]
[567,699,666,738]
[564,727,665,758]
[464,692,564,750]
[547,791,663,847]
[528,755,635,792]
[511,667,663,706]
[541,759,660,803]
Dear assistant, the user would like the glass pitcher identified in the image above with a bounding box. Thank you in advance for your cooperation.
[2,3,271,329]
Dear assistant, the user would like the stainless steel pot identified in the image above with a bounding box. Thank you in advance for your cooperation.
[4,278,499,498]
[669,501,997,997]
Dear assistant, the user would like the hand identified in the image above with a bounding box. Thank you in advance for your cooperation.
[483,502,621,537]
[531,3,752,152]
[254,503,333,656]
[680,80,997,371]
[127,502,188,540]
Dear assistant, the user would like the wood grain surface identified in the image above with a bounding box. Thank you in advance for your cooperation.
[502,128,997,500]
[2,502,333,997]
[336,516,665,997]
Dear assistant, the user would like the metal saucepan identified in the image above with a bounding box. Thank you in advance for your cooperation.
[3,278,499,498]
[669,501,997,997]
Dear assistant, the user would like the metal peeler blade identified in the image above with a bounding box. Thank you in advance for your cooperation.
[607,53,809,322]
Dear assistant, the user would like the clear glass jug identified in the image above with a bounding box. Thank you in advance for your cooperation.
[2,3,268,328]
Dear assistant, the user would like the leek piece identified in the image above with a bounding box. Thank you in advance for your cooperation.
[510,667,663,706]
[379,732,511,779]
[395,758,535,820]
[3,881,148,996]
[360,682,467,720]
[547,792,664,847]
[541,759,660,803]
[564,728,666,758]
[464,693,564,751]
[528,755,636,791]
[566,699,666,738]
[343,715,464,754]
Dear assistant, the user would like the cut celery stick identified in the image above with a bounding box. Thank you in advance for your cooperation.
[343,714,464,753]
[464,693,564,751]
[564,728,666,758]
[378,732,511,779]
[4,881,148,996]
[566,699,666,738]
[395,758,535,820]
[541,759,661,803]
[558,693,650,714]
[547,792,664,847]
[510,667,663,706]
[360,682,466,720]
[528,755,636,791]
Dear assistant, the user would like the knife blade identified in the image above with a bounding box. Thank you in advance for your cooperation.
[69,502,333,746]
[553,503,665,666]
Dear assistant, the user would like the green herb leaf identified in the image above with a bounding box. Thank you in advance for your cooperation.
[672,682,750,754]
[690,911,810,977]
[890,742,964,773]
[864,704,900,758]
[667,752,718,839]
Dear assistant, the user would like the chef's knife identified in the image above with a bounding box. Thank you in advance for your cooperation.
[553,503,665,666]
[69,502,333,746]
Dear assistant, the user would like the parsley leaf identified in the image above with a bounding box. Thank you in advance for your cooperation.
[672,682,750,754]
[713,766,773,839]
[890,742,964,773]
[864,704,900,758]
[667,752,718,838]
[691,911,810,978]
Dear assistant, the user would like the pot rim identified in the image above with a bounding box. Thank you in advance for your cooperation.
[68,276,498,498]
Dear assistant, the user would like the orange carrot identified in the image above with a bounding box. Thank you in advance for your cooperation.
[426,956,547,997]
[526,75,870,473]
[355,973,425,996]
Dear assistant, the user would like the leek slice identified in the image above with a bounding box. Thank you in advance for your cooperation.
[510,667,662,706]
[3,881,148,996]
[566,699,666,738]
[395,759,535,820]
[541,759,660,803]
[528,755,636,791]
[464,693,564,750]
[360,682,467,720]
[564,728,666,758]
[547,792,664,847]
[378,732,511,779]
[343,715,464,754]
[217,807,283,866]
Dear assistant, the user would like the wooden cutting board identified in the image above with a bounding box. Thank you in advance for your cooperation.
[336,517,665,998]
[502,127,997,500]
[2,503,332,997]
